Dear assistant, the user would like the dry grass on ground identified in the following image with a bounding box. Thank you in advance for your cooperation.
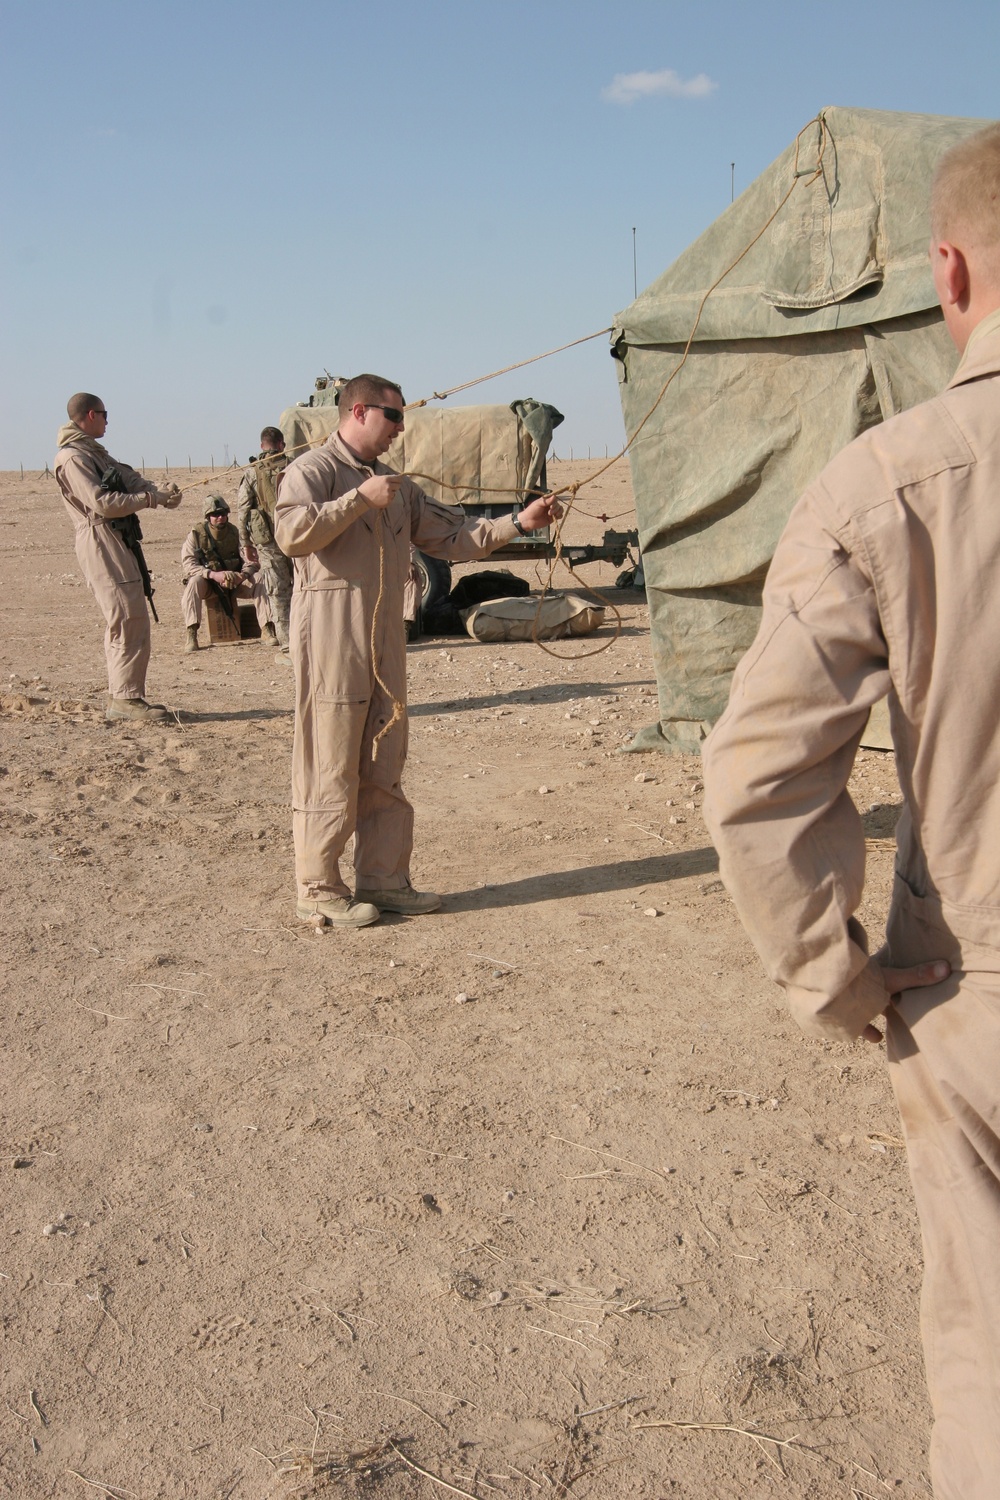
[0,459,925,1498]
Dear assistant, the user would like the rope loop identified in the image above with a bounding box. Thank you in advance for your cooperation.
[370,510,407,755]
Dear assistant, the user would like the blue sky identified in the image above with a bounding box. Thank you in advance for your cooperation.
[2,0,998,469]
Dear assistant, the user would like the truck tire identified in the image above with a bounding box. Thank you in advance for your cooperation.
[414,551,452,611]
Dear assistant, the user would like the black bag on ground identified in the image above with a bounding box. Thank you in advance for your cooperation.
[448,570,530,610]
[421,569,532,637]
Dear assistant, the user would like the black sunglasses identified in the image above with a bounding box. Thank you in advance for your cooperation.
[92,409,108,417]
[364,403,404,424]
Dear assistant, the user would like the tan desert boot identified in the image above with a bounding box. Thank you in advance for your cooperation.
[296,896,381,929]
[106,698,170,723]
[354,883,442,915]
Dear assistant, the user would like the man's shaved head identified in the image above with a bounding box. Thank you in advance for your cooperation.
[67,392,104,422]
[338,374,403,419]
[932,123,1000,264]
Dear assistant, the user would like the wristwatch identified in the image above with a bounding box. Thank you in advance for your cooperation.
[512,513,528,537]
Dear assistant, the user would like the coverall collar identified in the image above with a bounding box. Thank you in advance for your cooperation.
[950,306,1000,388]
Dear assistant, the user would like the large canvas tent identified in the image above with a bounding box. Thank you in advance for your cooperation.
[612,106,990,753]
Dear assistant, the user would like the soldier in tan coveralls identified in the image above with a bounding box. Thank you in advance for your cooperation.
[703,124,1000,1499]
[275,373,560,929]
[54,393,182,722]
[237,426,294,651]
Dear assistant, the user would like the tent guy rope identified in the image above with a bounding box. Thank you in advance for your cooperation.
[157,113,831,672]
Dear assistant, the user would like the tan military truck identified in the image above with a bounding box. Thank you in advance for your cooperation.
[279,381,637,612]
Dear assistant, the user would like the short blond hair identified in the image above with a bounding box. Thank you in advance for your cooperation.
[931,123,1000,254]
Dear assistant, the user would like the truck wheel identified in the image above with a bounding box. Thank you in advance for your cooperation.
[414,551,452,611]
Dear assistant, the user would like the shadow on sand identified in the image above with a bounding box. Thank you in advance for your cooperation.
[444,847,719,912]
[173,707,293,724]
[409,677,656,718]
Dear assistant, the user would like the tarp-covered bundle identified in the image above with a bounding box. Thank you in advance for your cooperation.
[613,106,989,753]
[279,399,562,508]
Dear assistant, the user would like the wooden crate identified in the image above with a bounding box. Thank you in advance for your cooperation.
[237,600,262,639]
[204,589,263,645]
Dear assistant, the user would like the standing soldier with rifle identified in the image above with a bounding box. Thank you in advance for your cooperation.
[54,392,182,722]
[237,426,293,652]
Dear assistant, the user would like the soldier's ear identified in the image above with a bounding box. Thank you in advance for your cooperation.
[932,239,969,309]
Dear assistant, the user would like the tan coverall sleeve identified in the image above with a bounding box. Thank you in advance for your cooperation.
[274,463,370,557]
[180,531,212,583]
[58,450,157,518]
[701,483,894,1042]
[408,488,518,559]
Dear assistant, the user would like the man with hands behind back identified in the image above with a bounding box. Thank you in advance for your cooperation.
[703,123,1000,1498]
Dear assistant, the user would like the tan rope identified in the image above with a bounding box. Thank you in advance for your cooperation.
[370,510,406,754]
[171,116,830,670]
[575,113,830,490]
[406,326,612,407]
[169,326,611,499]
[173,116,827,516]
[421,114,830,510]
[525,114,830,658]
[530,551,624,660]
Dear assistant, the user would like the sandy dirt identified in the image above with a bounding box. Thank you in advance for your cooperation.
[1,458,926,1499]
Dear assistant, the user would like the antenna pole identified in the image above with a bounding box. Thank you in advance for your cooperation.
[632,226,637,299]
[731,162,735,203]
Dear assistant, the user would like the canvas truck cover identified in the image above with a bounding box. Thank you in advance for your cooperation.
[279,399,562,507]
[612,106,991,753]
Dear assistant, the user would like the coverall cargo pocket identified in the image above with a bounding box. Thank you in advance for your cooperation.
[313,696,368,788]
[301,583,370,701]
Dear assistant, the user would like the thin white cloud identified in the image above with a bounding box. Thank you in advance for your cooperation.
[601,68,717,105]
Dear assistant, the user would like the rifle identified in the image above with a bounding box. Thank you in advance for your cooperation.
[191,544,237,623]
[102,466,159,623]
[206,574,237,623]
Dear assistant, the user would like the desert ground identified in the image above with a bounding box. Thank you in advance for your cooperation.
[1,457,925,1499]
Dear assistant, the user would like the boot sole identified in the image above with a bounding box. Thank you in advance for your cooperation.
[105,708,170,722]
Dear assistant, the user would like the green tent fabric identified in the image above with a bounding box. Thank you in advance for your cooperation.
[612,106,991,754]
